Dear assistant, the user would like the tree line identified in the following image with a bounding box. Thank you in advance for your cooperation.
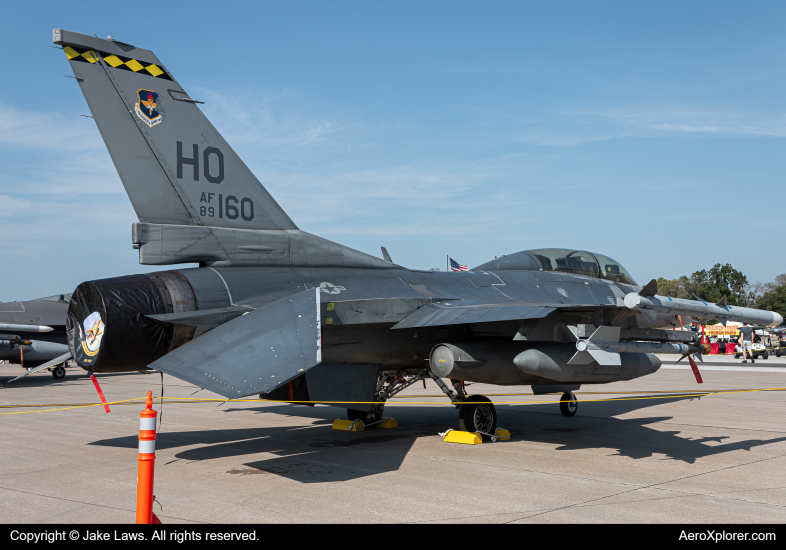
[658,263,786,323]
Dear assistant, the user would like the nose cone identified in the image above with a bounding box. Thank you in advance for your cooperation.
[772,312,784,327]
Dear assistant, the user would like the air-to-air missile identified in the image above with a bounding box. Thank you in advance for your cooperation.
[0,323,55,333]
[623,292,783,327]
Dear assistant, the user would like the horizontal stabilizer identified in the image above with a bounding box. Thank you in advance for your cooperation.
[392,301,555,329]
[149,288,321,398]
[4,352,72,385]
[146,306,251,328]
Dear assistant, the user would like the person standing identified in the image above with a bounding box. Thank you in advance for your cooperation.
[739,323,755,364]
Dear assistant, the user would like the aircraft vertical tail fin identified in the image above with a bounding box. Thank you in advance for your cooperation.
[53,29,297,231]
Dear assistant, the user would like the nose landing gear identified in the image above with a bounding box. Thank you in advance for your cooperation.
[560,391,578,417]
[52,365,66,380]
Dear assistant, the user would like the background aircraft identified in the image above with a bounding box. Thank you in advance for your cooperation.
[35,30,781,436]
[0,295,71,379]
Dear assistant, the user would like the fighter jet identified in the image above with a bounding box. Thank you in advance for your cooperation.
[0,295,71,379]
[36,30,781,435]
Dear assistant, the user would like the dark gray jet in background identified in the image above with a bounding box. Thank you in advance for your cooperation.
[35,29,781,436]
[0,295,71,379]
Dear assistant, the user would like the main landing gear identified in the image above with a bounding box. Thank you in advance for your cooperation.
[426,371,502,439]
[347,405,385,425]
[345,370,431,429]
[48,362,67,380]
[459,396,498,435]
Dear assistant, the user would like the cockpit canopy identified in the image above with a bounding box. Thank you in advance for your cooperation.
[473,248,637,285]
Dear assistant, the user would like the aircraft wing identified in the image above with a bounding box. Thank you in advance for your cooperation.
[149,289,321,398]
[392,300,558,329]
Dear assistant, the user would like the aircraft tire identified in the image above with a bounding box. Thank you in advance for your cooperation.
[458,396,497,437]
[52,366,66,380]
[560,392,578,417]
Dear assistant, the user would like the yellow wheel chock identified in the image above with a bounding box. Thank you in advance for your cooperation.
[332,417,398,431]
[440,428,510,444]
[442,430,482,445]
[376,418,398,428]
[332,419,365,431]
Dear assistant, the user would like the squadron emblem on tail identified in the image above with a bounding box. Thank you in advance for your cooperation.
[134,89,163,127]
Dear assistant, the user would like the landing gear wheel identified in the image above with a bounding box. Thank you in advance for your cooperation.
[560,391,578,417]
[52,365,66,380]
[458,395,497,438]
[347,404,384,426]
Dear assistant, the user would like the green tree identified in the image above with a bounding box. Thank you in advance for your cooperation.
[690,263,748,306]
[756,274,786,324]
[656,275,694,299]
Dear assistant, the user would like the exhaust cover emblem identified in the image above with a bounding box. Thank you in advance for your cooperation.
[81,312,105,357]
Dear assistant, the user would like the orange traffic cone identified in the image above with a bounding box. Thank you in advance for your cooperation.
[135,391,160,524]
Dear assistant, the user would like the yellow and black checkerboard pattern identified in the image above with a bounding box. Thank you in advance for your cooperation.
[63,46,172,81]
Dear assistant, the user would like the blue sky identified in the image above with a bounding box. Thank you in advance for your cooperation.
[1,1,784,301]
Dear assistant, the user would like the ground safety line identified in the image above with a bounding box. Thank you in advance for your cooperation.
[0,388,775,408]
[0,400,236,409]
[4,387,784,416]
[0,396,147,416]
[391,388,782,398]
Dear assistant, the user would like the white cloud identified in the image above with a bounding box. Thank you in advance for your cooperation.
[0,195,33,215]
[461,103,786,148]
[196,87,357,149]
[575,106,786,138]
[0,107,104,152]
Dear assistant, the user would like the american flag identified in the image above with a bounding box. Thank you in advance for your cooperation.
[449,257,468,271]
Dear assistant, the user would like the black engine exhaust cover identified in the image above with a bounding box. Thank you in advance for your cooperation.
[67,274,173,373]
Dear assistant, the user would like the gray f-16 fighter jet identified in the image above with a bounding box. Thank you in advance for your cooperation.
[41,29,782,434]
[0,295,71,379]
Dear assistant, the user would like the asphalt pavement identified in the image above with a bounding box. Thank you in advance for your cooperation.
[1,354,785,523]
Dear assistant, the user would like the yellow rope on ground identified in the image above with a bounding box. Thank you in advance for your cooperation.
[1,386,783,416]
[0,396,147,416]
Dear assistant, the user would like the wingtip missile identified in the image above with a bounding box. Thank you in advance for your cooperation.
[623,292,782,327]
[0,323,54,333]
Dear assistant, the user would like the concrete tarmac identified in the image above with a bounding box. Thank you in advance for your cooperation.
[1,354,785,524]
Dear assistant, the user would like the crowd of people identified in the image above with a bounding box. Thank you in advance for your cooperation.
[696,322,777,362]
[701,333,740,355]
